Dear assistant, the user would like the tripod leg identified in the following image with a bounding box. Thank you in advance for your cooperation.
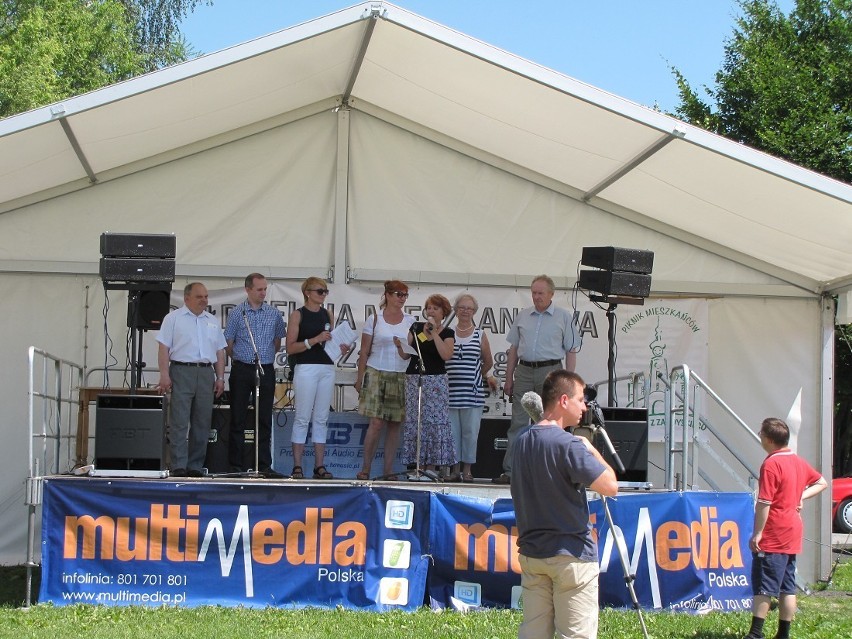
[601,497,650,639]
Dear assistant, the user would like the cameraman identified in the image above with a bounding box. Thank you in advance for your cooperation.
[510,369,617,639]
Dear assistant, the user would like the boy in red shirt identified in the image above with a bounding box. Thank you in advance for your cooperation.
[744,417,827,639]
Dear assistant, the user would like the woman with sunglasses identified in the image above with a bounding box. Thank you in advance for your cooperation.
[355,280,415,480]
[286,277,340,480]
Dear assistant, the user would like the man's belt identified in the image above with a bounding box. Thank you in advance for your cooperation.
[518,359,561,369]
[170,361,212,367]
[233,360,275,367]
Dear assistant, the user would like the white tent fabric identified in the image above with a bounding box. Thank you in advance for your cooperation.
[0,1,847,582]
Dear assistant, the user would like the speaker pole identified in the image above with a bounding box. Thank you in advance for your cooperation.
[129,290,141,393]
[606,303,617,407]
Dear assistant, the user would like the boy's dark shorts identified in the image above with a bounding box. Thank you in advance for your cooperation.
[751,552,797,597]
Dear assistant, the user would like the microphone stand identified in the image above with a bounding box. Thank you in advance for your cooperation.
[586,403,649,639]
[407,326,440,482]
[241,310,264,479]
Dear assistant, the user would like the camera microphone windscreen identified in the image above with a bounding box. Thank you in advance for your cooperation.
[521,391,543,422]
[583,385,597,403]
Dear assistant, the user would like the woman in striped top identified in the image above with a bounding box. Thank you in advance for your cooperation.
[445,293,497,482]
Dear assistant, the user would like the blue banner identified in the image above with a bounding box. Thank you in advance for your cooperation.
[41,479,430,609]
[272,411,407,479]
[427,491,754,613]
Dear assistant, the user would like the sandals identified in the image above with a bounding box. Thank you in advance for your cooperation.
[462,472,474,483]
[445,472,462,483]
[291,465,304,479]
[356,470,370,481]
[313,465,334,479]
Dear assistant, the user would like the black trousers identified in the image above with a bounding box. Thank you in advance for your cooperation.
[228,360,276,471]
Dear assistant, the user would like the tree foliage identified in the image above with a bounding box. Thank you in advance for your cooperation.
[673,0,852,475]
[673,0,852,184]
[0,0,208,117]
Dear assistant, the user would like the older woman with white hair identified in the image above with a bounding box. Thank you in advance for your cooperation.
[444,292,497,482]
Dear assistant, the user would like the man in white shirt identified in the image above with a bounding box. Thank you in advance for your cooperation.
[157,282,226,477]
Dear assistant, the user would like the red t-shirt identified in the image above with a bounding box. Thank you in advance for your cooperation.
[756,449,822,554]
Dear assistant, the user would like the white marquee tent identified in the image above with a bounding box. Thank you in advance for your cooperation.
[1,2,850,582]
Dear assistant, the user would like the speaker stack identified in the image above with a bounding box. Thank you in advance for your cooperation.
[578,246,654,302]
[99,233,176,392]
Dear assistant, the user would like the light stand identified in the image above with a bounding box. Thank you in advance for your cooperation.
[584,401,650,639]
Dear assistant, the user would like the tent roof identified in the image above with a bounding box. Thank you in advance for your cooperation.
[1,2,850,294]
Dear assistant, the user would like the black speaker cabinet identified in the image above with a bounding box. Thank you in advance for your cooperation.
[127,288,171,330]
[99,257,176,283]
[472,418,509,478]
[581,246,654,274]
[100,233,176,258]
[95,395,167,470]
[204,404,256,473]
[592,407,648,483]
[578,270,651,298]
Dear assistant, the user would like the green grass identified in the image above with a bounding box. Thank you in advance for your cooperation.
[1,564,850,639]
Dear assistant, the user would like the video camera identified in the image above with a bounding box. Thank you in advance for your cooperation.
[582,385,605,427]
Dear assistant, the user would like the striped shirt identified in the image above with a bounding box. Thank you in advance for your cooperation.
[446,328,485,408]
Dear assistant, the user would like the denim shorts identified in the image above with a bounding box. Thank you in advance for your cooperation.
[751,552,797,597]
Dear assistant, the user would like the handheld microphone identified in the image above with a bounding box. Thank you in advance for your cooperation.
[324,323,331,331]
[416,314,431,343]
[521,391,544,422]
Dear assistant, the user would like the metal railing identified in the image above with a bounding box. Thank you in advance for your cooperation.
[658,364,760,491]
[26,346,84,608]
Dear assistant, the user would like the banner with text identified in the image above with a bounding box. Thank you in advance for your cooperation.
[428,491,753,613]
[40,479,430,609]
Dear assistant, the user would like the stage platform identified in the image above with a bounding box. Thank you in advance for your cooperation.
[37,473,753,613]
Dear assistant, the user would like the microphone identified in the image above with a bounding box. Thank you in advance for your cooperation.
[521,391,543,422]
[416,314,432,343]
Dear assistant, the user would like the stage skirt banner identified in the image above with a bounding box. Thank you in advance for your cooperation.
[272,411,407,479]
[40,479,431,609]
[428,491,754,613]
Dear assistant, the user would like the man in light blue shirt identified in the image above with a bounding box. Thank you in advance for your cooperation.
[493,275,580,484]
[224,273,286,477]
[157,282,226,477]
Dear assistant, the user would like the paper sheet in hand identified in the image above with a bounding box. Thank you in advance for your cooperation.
[398,340,419,357]
[324,323,357,362]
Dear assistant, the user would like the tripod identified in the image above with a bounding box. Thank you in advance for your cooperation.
[586,403,650,639]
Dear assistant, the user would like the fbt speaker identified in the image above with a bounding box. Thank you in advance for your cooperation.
[127,288,171,330]
[99,257,175,283]
[472,418,509,478]
[94,395,167,470]
[204,403,256,473]
[578,270,651,298]
[581,246,654,274]
[593,407,648,483]
[100,233,176,258]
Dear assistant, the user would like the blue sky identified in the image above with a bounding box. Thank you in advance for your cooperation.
[181,0,795,114]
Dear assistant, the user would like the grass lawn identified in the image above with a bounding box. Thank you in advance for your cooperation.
[0,563,849,638]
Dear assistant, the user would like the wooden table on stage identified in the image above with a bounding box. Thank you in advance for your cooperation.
[76,386,162,466]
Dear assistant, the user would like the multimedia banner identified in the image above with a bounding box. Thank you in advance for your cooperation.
[41,479,752,612]
[428,491,754,613]
[41,479,430,609]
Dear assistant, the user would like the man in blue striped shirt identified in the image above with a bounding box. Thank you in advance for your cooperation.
[224,273,286,477]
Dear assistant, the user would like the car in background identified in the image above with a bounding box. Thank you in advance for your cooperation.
[833,476,852,533]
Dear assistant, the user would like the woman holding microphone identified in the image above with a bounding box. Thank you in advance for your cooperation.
[286,276,339,479]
